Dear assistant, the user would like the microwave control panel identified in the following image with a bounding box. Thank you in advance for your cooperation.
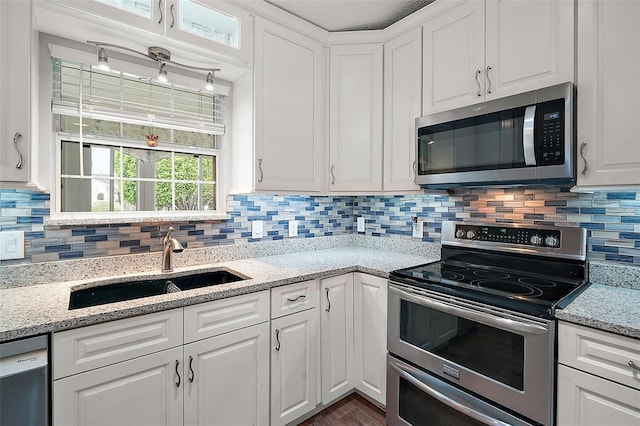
[454,224,561,248]
[536,98,565,166]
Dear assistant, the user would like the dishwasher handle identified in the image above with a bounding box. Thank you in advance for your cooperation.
[0,349,48,378]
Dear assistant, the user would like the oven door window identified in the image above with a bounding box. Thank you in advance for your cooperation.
[400,300,524,390]
[417,108,526,175]
[399,377,485,426]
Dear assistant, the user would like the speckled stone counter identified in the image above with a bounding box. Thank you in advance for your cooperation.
[556,284,640,339]
[0,242,438,342]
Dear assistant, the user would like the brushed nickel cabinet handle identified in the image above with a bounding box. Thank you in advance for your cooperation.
[175,359,181,387]
[330,165,335,185]
[13,132,23,169]
[286,294,306,302]
[580,142,588,175]
[158,0,163,24]
[475,69,482,96]
[170,3,175,28]
[325,287,331,313]
[258,158,264,182]
[486,66,493,94]
[275,329,281,351]
[629,360,640,371]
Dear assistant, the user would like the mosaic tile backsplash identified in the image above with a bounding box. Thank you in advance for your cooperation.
[1,187,639,266]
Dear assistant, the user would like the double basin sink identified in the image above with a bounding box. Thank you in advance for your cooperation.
[68,269,247,310]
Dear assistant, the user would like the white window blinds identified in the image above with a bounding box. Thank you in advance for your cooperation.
[51,58,226,135]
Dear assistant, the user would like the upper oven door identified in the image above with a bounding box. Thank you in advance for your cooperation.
[388,282,555,426]
[415,82,574,187]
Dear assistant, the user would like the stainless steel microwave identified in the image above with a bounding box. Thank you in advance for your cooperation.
[415,82,575,188]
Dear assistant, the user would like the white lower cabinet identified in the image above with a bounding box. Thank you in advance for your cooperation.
[184,322,270,426]
[270,307,319,426]
[53,291,270,426]
[320,274,355,404]
[353,273,387,406]
[54,346,184,426]
[557,321,640,425]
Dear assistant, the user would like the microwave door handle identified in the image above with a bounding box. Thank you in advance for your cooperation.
[388,361,511,426]
[389,286,547,335]
[523,105,537,166]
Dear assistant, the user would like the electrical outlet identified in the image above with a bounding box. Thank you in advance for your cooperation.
[251,220,264,239]
[288,220,298,237]
[0,231,25,260]
[412,217,423,239]
[357,217,365,233]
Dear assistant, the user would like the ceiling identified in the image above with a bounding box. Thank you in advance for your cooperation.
[263,0,435,32]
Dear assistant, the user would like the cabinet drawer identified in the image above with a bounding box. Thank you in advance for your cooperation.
[558,322,640,391]
[271,280,318,319]
[184,290,269,343]
[53,309,183,379]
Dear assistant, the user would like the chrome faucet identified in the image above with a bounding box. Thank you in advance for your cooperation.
[161,227,184,273]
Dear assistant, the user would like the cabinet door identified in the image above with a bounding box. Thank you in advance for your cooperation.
[184,322,270,426]
[167,0,252,64]
[576,0,640,188]
[557,364,640,426]
[53,346,183,426]
[254,18,325,192]
[0,0,30,182]
[271,309,318,425]
[320,274,354,404]
[353,273,387,406]
[422,0,485,115]
[329,44,383,192]
[383,27,422,192]
[484,0,574,100]
[50,0,164,35]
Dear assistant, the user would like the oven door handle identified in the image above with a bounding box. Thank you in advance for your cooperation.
[388,361,512,426]
[390,286,548,335]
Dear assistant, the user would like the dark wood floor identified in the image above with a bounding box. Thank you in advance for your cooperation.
[298,393,386,426]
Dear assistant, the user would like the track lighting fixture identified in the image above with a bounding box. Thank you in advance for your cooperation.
[96,46,110,71]
[205,71,215,91]
[157,62,169,83]
[88,41,221,91]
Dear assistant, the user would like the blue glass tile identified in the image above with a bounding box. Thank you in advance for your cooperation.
[59,251,84,259]
[471,213,487,218]
[580,208,606,214]
[72,229,96,236]
[24,231,45,239]
[606,192,636,200]
[556,207,580,213]
[591,245,619,253]
[0,201,16,208]
[17,217,43,224]
[620,200,640,207]
[45,244,72,253]
[605,223,635,232]
[273,235,284,240]
[30,193,51,201]
[604,253,634,263]
[119,240,140,247]
[545,200,567,206]
[130,245,151,254]
[621,216,640,224]
[85,235,108,242]
[524,214,545,220]
[579,222,606,230]
[496,207,514,213]
[212,234,228,240]
[188,230,204,236]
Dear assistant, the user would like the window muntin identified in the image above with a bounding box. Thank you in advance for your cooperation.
[52,58,224,215]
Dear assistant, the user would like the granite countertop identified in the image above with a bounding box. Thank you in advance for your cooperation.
[556,284,640,339]
[1,238,639,342]
[0,245,435,342]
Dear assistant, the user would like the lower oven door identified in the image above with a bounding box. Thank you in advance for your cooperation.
[387,354,536,426]
[388,282,555,426]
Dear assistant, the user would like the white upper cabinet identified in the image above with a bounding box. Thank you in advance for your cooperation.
[575,0,640,189]
[422,0,574,114]
[383,27,422,192]
[254,18,325,192]
[329,44,383,192]
[41,0,252,64]
[0,0,31,182]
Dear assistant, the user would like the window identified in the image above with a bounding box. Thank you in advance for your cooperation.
[51,59,225,214]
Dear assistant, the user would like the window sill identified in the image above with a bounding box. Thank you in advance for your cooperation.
[45,212,230,226]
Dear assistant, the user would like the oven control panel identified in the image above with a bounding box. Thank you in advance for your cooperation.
[454,224,561,248]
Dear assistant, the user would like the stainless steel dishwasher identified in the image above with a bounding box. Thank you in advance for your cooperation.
[0,335,49,426]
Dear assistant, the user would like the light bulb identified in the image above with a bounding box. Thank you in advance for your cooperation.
[205,71,214,91]
[158,62,168,83]
[97,47,110,71]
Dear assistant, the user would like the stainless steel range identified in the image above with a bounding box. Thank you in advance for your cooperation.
[387,221,589,426]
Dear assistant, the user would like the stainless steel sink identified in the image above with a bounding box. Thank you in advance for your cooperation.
[68,269,247,310]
